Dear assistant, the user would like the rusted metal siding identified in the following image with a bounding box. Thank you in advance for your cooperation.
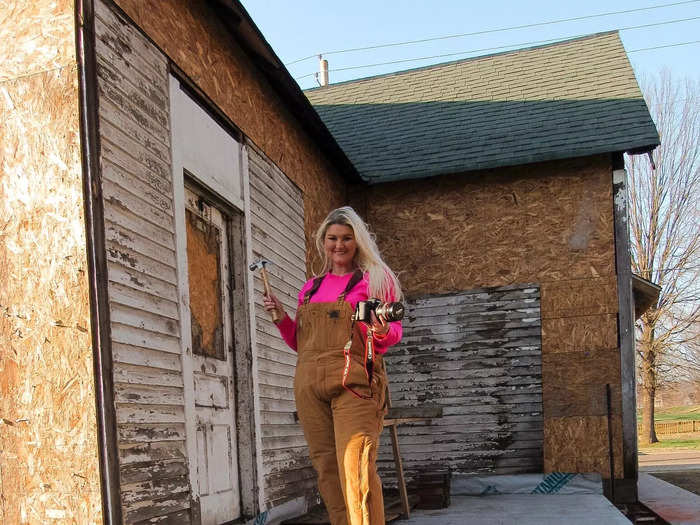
[94,1,191,522]
[381,284,543,482]
[247,143,312,507]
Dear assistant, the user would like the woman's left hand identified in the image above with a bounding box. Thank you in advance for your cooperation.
[368,310,390,337]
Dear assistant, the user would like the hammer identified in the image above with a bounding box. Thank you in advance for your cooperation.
[249,259,279,323]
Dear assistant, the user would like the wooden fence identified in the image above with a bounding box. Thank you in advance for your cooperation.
[638,420,700,435]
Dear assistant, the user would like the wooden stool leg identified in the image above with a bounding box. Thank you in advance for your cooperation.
[386,386,410,519]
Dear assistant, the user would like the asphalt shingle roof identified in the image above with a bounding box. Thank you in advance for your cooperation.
[305,32,660,184]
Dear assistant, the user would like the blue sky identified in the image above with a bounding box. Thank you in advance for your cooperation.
[240,0,700,90]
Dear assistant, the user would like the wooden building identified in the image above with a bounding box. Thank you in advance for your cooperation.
[1,1,358,523]
[1,3,659,524]
[306,32,659,503]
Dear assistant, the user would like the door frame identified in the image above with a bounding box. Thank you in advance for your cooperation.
[169,74,258,522]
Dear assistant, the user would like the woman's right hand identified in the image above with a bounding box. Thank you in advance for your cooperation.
[263,293,286,324]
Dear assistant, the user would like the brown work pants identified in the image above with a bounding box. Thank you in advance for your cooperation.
[295,300,387,525]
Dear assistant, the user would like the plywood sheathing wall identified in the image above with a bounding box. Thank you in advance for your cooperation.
[93,2,192,522]
[111,0,347,275]
[363,154,624,478]
[0,1,76,83]
[247,144,313,507]
[0,2,102,522]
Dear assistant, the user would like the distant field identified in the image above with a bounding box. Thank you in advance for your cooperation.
[637,404,700,422]
[655,405,700,422]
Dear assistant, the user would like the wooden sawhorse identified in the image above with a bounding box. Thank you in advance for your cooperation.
[383,394,443,520]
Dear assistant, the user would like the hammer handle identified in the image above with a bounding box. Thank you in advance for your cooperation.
[260,267,280,323]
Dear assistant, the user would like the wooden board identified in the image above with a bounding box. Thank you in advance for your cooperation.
[542,350,622,418]
[544,415,624,478]
[540,276,618,319]
[0,0,76,82]
[0,54,102,524]
[613,167,640,489]
[541,313,618,355]
[381,284,543,486]
[248,142,312,506]
[363,155,615,296]
[94,1,192,522]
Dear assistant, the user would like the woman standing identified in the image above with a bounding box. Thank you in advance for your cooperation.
[264,206,403,525]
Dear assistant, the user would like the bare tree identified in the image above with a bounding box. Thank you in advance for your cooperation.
[625,71,700,445]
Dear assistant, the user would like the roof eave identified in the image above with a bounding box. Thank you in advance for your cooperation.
[632,273,662,320]
[207,0,363,184]
[364,143,661,185]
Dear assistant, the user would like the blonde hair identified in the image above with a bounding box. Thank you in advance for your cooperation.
[315,206,402,302]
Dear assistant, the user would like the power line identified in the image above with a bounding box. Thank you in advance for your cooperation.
[634,264,700,272]
[295,16,700,80]
[286,0,700,65]
[629,39,700,52]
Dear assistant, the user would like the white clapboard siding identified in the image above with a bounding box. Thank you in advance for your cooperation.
[247,144,311,505]
[381,284,544,484]
[95,1,192,523]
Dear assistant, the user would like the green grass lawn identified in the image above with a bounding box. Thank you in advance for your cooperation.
[639,436,700,450]
[637,405,700,450]
[655,405,700,422]
[637,404,700,422]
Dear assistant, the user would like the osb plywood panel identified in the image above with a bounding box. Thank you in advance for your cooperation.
[94,2,191,522]
[185,210,224,359]
[540,276,618,319]
[111,0,347,275]
[247,143,315,506]
[381,284,543,482]
[542,350,622,418]
[364,155,615,296]
[0,0,75,82]
[541,314,618,354]
[544,415,623,479]
[0,69,101,522]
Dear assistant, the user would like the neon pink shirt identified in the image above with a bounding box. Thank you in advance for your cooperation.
[276,272,402,354]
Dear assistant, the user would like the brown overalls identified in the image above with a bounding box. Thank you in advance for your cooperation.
[295,272,388,525]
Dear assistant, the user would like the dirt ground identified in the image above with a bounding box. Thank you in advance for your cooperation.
[650,471,700,496]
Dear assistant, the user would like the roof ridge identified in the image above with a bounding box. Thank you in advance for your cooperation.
[304,30,619,92]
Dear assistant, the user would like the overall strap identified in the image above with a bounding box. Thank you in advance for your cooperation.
[303,274,326,304]
[338,269,365,301]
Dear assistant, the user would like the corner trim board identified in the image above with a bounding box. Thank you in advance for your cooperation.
[612,164,639,502]
[75,0,122,522]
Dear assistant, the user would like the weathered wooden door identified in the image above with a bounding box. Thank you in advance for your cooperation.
[170,74,252,524]
[183,186,241,523]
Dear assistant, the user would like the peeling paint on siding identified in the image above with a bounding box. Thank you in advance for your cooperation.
[381,284,543,483]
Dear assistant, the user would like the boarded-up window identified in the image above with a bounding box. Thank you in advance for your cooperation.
[186,208,224,359]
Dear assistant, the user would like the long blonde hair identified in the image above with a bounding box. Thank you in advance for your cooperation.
[315,206,402,302]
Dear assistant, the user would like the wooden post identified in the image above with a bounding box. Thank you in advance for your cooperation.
[386,386,410,519]
[613,161,638,502]
[606,384,615,502]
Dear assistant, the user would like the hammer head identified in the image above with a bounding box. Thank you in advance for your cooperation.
[249,259,271,272]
